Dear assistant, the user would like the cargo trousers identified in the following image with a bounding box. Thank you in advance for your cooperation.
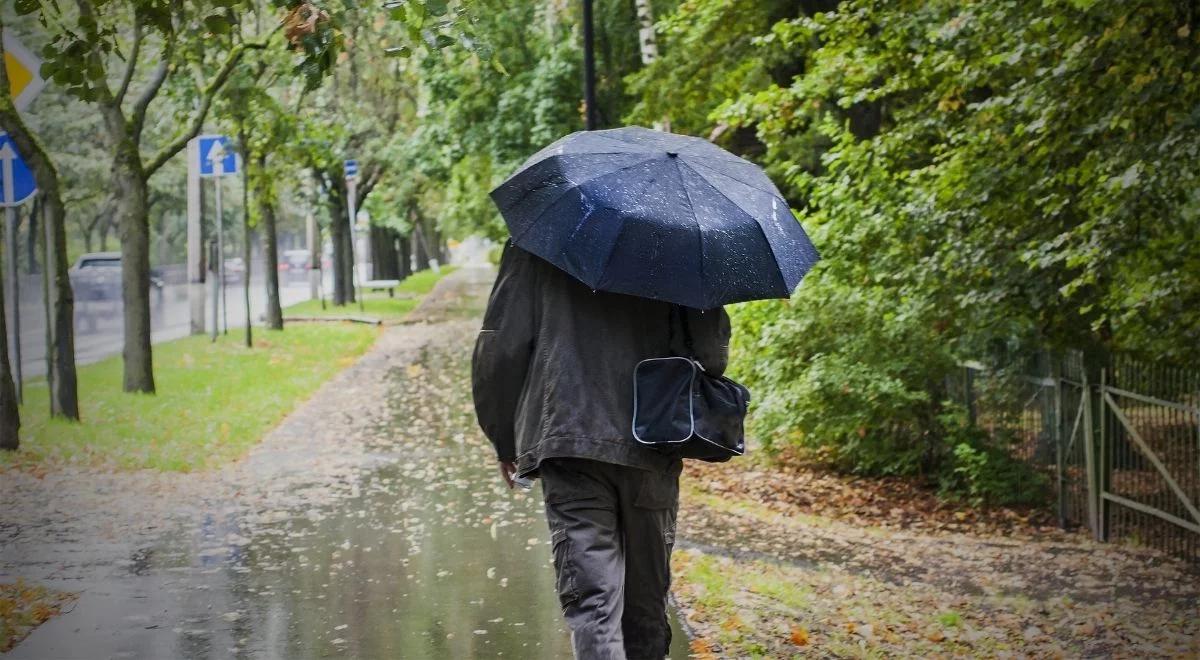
[540,457,682,660]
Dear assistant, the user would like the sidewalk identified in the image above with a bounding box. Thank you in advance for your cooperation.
[0,266,687,658]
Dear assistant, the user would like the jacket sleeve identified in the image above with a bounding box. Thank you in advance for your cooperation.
[686,306,732,377]
[472,244,539,461]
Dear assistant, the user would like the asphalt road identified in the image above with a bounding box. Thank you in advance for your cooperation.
[8,273,321,380]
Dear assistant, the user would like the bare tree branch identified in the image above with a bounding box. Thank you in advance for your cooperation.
[114,21,142,107]
[143,39,271,178]
[129,54,171,141]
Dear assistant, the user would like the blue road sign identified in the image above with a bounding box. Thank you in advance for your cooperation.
[344,159,359,179]
[0,132,36,206]
[197,134,238,177]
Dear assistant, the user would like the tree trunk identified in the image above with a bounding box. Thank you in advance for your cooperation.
[259,170,283,330]
[99,217,111,251]
[43,189,79,418]
[370,225,401,280]
[39,200,55,416]
[412,219,431,271]
[25,199,39,275]
[0,243,19,450]
[342,217,356,303]
[328,196,348,306]
[634,0,670,132]
[115,151,155,393]
[398,234,412,280]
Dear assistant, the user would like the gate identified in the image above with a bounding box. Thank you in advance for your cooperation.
[1098,357,1200,559]
[955,353,1200,562]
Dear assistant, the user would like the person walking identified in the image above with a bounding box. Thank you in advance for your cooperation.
[472,242,729,659]
[474,126,819,659]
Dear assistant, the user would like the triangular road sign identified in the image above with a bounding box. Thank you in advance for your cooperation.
[2,29,45,111]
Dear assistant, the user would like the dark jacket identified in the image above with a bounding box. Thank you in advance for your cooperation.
[472,244,731,477]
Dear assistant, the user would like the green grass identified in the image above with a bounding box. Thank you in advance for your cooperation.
[282,267,455,320]
[5,324,378,472]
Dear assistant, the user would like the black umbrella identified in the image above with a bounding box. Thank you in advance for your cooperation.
[490,126,819,309]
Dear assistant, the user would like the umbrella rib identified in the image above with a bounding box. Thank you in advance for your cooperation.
[507,151,663,181]
[672,158,706,309]
[591,160,667,290]
[509,155,662,245]
[572,131,663,153]
[685,158,779,197]
[679,160,790,295]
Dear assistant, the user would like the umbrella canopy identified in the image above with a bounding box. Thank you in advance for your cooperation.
[490,126,819,309]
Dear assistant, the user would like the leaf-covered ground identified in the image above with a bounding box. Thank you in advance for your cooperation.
[672,457,1200,658]
[0,581,76,652]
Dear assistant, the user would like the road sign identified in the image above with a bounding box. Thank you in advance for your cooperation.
[197,134,238,177]
[344,159,359,180]
[2,30,45,111]
[0,133,36,206]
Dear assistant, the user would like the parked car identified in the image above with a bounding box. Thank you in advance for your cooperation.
[279,249,312,282]
[223,257,246,284]
[69,252,165,330]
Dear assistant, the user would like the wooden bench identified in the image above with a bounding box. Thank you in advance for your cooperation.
[360,279,401,297]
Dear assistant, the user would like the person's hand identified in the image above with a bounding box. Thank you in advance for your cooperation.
[498,460,517,489]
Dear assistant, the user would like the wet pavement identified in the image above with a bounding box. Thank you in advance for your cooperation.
[1,267,689,659]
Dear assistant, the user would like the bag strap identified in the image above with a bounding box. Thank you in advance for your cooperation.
[667,304,697,359]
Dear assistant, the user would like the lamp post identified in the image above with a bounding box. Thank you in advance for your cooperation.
[582,0,598,130]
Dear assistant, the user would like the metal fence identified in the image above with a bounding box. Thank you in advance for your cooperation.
[953,353,1200,562]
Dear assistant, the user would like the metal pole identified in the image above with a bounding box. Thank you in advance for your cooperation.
[4,205,20,404]
[215,175,227,335]
[306,212,320,301]
[582,0,598,130]
[347,179,363,313]
[186,138,205,335]
[210,238,219,343]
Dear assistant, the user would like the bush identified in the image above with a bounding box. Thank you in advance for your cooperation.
[938,440,1050,508]
[730,275,961,477]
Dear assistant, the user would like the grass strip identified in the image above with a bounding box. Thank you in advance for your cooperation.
[5,323,379,472]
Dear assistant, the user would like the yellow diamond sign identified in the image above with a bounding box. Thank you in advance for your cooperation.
[2,29,45,111]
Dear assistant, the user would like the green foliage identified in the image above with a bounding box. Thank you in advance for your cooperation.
[282,266,455,319]
[939,440,1049,508]
[396,0,649,240]
[650,0,1199,488]
[624,0,786,134]
[730,279,957,476]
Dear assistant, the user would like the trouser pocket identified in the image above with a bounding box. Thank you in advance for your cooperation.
[550,526,580,610]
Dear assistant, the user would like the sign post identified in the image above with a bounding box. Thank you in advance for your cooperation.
[0,134,37,404]
[196,135,238,340]
[211,141,227,336]
[344,159,363,312]
[306,211,321,303]
[186,139,204,335]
